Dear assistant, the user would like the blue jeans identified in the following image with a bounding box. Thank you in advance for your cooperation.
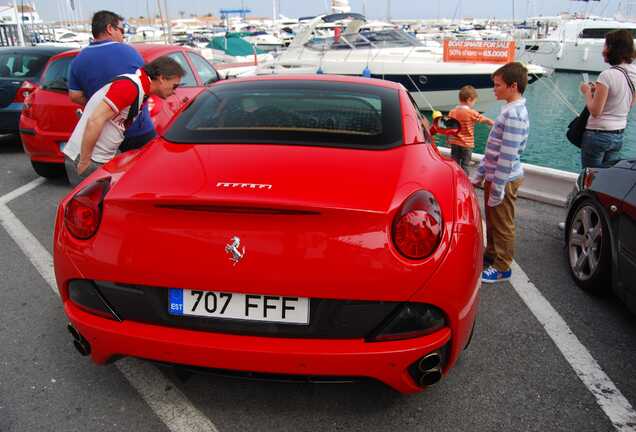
[64,155,102,187]
[580,130,624,169]
[450,145,472,174]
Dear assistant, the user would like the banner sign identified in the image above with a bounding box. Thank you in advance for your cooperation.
[443,40,516,64]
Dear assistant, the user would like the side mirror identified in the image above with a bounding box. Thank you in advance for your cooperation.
[431,116,461,136]
[205,75,220,85]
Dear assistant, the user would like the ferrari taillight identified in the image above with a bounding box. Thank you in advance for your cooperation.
[64,178,110,239]
[392,190,443,260]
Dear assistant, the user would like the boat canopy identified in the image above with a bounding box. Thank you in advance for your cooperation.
[208,33,265,56]
[305,29,422,51]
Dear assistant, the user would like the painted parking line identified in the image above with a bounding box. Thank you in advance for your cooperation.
[477,217,636,431]
[0,183,219,432]
[508,261,636,432]
[0,177,45,205]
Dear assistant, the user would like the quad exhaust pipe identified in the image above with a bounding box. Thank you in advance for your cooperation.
[416,352,442,387]
[67,323,91,356]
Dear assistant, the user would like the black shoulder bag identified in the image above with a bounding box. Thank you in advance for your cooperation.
[567,66,635,148]
[566,106,589,148]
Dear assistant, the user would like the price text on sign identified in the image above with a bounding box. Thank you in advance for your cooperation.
[442,40,516,64]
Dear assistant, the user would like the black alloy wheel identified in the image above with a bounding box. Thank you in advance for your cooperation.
[566,198,611,293]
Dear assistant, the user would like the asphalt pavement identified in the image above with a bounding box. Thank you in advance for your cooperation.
[1,133,635,432]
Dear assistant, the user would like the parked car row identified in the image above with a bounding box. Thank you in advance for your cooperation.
[2,45,480,393]
[15,43,221,178]
[2,44,635,395]
[0,47,70,134]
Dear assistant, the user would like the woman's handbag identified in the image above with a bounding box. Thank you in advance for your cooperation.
[566,107,590,148]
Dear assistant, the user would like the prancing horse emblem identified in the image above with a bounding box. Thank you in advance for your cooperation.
[225,236,245,265]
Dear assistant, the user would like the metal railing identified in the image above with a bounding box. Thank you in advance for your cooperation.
[0,24,57,47]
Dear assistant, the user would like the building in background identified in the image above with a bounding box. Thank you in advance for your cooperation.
[0,2,43,25]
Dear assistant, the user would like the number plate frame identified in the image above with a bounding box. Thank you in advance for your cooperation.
[168,288,310,325]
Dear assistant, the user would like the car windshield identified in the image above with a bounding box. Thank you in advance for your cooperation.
[164,80,403,149]
[0,52,49,79]
[40,56,73,91]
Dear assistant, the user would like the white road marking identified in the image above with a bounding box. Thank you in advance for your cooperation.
[508,261,636,432]
[0,183,219,432]
[0,204,57,288]
[481,219,636,430]
[0,177,45,205]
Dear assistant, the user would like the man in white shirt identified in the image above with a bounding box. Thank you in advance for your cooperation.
[63,56,184,186]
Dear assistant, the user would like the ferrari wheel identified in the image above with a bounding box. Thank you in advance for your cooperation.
[566,199,610,293]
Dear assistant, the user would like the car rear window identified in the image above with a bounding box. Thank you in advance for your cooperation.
[40,56,73,91]
[0,52,49,80]
[164,80,403,149]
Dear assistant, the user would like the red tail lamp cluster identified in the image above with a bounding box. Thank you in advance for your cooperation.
[392,190,443,260]
[64,178,111,239]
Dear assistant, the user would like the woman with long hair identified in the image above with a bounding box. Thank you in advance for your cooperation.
[579,29,636,168]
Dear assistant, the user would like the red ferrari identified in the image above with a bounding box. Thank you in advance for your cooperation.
[53,74,483,394]
[20,43,220,178]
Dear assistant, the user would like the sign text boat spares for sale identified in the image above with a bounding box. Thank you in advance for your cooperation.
[442,40,516,64]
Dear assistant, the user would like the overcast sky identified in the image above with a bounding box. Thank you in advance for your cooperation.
[32,0,627,22]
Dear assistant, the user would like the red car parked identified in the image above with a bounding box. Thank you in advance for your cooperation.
[53,74,482,394]
[20,43,220,178]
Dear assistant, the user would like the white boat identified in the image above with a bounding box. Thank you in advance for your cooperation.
[516,17,636,72]
[259,13,547,111]
[242,31,287,52]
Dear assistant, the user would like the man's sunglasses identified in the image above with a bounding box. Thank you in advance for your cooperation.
[112,24,125,34]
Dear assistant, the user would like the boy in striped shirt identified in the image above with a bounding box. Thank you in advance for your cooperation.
[471,62,529,283]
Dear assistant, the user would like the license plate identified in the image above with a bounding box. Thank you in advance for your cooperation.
[168,288,310,324]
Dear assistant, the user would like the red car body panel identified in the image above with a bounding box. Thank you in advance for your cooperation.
[20,44,212,164]
[53,75,482,394]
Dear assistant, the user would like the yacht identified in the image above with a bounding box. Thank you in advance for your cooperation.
[516,17,636,72]
[259,13,547,111]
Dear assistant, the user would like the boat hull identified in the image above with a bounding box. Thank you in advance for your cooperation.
[516,39,607,73]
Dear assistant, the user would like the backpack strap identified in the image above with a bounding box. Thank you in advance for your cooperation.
[611,65,635,98]
[108,76,144,127]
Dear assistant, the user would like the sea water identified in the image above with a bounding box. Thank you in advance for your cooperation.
[440,71,636,173]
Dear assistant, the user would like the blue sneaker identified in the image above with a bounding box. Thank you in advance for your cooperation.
[481,266,511,284]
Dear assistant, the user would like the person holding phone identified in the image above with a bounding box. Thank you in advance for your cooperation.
[579,29,636,169]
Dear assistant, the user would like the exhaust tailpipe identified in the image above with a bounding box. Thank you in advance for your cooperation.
[67,323,91,356]
[418,367,442,387]
[417,353,441,372]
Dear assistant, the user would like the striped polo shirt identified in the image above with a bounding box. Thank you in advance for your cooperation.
[475,98,529,200]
